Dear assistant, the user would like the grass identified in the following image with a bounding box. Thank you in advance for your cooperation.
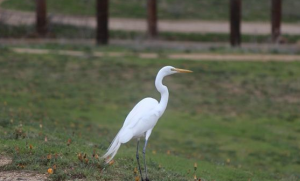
[1,23,300,45]
[1,45,300,180]
[1,0,300,22]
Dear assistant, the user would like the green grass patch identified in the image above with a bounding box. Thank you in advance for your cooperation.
[1,0,300,22]
[1,23,300,45]
[1,47,300,180]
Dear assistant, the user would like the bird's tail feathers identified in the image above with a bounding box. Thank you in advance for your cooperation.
[102,131,121,163]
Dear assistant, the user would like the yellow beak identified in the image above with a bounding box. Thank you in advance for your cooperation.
[173,68,193,73]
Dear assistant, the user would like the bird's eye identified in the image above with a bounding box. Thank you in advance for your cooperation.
[171,68,175,71]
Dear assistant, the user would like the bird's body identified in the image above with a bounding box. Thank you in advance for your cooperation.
[102,66,192,180]
[118,98,159,143]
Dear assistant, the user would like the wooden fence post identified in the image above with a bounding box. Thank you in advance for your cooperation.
[96,0,109,45]
[271,0,282,42]
[229,0,242,47]
[147,0,157,38]
[36,0,47,36]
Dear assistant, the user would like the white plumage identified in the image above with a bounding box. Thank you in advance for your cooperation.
[102,66,192,180]
[102,98,158,162]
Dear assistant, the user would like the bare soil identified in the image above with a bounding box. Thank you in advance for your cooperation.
[0,171,48,181]
[0,156,48,181]
[0,156,12,167]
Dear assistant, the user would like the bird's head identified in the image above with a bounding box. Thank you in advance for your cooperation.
[160,66,193,76]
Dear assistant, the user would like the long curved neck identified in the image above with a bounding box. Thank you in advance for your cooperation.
[155,71,169,114]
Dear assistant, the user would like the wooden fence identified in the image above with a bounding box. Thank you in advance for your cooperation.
[35,0,283,46]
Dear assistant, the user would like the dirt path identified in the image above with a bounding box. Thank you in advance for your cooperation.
[0,156,12,167]
[0,171,47,181]
[1,8,300,35]
[0,155,47,181]
[10,47,300,62]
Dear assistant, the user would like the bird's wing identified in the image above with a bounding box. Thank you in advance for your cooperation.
[122,97,158,128]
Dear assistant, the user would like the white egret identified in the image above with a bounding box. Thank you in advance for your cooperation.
[102,66,192,181]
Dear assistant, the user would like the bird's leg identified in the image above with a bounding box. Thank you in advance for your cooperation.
[143,140,149,181]
[136,140,144,181]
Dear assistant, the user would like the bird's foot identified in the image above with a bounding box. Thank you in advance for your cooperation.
[145,178,150,181]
